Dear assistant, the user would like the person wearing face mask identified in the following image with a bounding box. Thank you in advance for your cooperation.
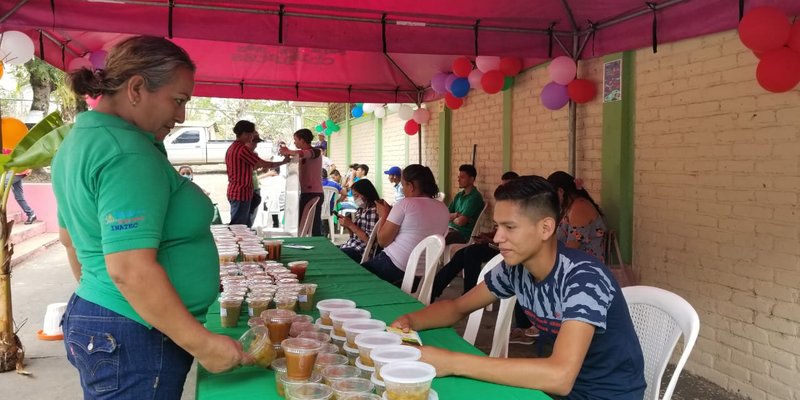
[338,179,381,262]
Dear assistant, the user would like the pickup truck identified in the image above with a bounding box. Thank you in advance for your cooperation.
[163,121,273,165]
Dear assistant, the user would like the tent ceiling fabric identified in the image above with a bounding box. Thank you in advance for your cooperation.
[2,0,800,102]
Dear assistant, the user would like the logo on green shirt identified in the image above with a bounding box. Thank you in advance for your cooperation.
[105,211,145,231]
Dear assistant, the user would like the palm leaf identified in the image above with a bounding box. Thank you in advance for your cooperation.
[4,112,69,172]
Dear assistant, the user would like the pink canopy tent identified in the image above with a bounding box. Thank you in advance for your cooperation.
[2,0,799,102]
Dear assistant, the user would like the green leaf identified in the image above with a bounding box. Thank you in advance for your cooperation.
[4,112,69,172]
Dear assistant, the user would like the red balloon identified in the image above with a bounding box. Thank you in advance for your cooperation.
[738,7,791,52]
[481,70,504,94]
[444,92,464,110]
[788,21,800,52]
[499,57,522,76]
[404,119,420,135]
[567,79,596,104]
[452,56,473,78]
[756,47,800,93]
[321,121,327,129]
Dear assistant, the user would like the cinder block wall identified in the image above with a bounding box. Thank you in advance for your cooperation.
[634,30,800,400]
[381,113,408,202]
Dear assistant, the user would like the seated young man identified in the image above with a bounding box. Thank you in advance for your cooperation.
[391,175,646,399]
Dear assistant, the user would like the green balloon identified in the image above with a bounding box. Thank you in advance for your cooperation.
[502,76,515,91]
[356,103,364,107]
[332,124,341,132]
[315,124,323,132]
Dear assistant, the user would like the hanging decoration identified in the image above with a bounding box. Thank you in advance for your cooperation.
[738,7,800,93]
[403,119,419,135]
[0,31,35,66]
[314,118,341,135]
[1,117,28,151]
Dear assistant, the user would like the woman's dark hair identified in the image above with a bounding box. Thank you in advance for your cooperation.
[68,36,195,98]
[294,128,314,144]
[352,179,380,206]
[546,171,603,216]
[233,120,255,136]
[494,175,560,221]
[401,164,439,198]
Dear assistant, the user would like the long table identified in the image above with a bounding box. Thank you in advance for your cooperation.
[196,237,551,400]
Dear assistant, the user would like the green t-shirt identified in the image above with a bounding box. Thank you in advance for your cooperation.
[52,111,219,327]
[448,188,485,240]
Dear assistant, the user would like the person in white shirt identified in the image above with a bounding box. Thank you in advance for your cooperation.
[383,165,405,204]
[361,164,449,287]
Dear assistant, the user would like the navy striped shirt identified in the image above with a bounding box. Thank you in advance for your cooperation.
[225,141,260,201]
[485,242,646,400]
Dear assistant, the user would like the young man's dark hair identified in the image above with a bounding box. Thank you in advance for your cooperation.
[232,120,255,137]
[459,164,477,178]
[294,128,314,144]
[321,168,328,179]
[494,175,560,221]
[500,171,520,181]
[358,164,370,176]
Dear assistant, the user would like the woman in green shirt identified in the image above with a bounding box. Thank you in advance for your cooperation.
[53,36,245,400]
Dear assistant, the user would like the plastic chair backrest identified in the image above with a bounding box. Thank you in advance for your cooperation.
[622,286,700,400]
[321,187,338,219]
[298,197,320,237]
[463,254,504,344]
[443,203,488,265]
[359,219,383,264]
[401,234,445,305]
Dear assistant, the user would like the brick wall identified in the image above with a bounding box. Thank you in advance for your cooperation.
[329,129,347,171]
[350,119,376,176]
[381,112,407,202]
[634,30,800,400]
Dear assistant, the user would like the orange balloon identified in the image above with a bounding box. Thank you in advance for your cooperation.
[0,62,4,80]
[1,117,28,150]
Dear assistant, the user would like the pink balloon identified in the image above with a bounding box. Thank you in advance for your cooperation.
[467,69,483,88]
[540,82,569,110]
[412,108,430,124]
[475,56,500,73]
[90,50,107,70]
[444,73,458,93]
[85,95,102,109]
[548,56,577,85]
[431,72,448,93]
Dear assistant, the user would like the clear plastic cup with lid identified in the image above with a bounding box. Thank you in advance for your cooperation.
[219,295,243,328]
[298,283,318,311]
[313,352,348,374]
[237,325,276,368]
[331,377,375,399]
[330,332,347,353]
[270,358,288,390]
[282,338,325,380]
[316,299,356,326]
[321,364,361,385]
[354,332,402,367]
[319,342,342,355]
[341,393,382,400]
[262,308,296,343]
[290,321,319,337]
[288,260,309,280]
[247,316,265,328]
[370,372,385,396]
[370,345,422,381]
[343,343,360,366]
[380,361,437,400]
[278,371,322,398]
[299,331,331,344]
[342,319,387,348]
[246,295,271,317]
[355,356,375,379]
[286,382,333,400]
[242,249,268,262]
[275,294,298,310]
[330,309,372,337]
[294,314,314,324]
[218,249,239,263]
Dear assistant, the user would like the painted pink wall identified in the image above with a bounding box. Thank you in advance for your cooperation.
[7,183,58,233]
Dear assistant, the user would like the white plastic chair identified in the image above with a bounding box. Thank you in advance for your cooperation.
[462,254,515,357]
[622,286,700,400]
[322,187,339,243]
[400,234,445,305]
[443,203,488,265]
[297,197,320,237]
[338,206,357,235]
[435,192,446,202]
[359,220,383,264]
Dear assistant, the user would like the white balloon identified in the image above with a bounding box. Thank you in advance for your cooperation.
[374,107,386,118]
[68,57,93,72]
[386,103,401,113]
[412,108,430,124]
[362,103,377,113]
[468,69,483,89]
[398,105,414,121]
[475,56,500,73]
[0,31,35,66]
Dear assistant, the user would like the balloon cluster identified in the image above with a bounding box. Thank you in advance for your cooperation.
[540,56,597,110]
[399,105,430,136]
[431,56,522,110]
[738,7,800,93]
[314,119,341,136]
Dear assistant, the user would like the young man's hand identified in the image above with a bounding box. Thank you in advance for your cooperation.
[420,346,457,377]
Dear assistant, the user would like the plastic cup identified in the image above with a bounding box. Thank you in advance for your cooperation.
[238,326,276,368]
[219,296,243,328]
[294,314,315,324]
[355,356,375,379]
[299,331,332,343]
[370,345,422,381]
[247,296,271,317]
[319,342,342,355]
[371,373,385,397]
[316,319,333,333]
[218,250,238,263]
[275,294,299,311]
[342,319,387,348]
[279,371,322,398]
[288,261,310,281]
[321,364,361,385]
[286,382,334,400]
[271,357,288,390]
[331,332,346,354]
[332,377,375,400]
[282,338,325,380]
[317,299,356,326]
[354,332,402,367]
[330,309,372,337]
[298,284,318,311]
[247,316,265,328]
[343,343,359,366]
[264,240,284,260]
[314,353,349,374]
[380,361,436,400]
[243,249,268,262]
[341,393,381,400]
[263,309,296,343]
[291,322,319,337]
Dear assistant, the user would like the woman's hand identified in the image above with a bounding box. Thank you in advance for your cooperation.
[195,333,247,373]
[339,215,353,230]
[375,199,391,219]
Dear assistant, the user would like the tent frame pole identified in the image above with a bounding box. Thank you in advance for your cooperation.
[0,0,28,24]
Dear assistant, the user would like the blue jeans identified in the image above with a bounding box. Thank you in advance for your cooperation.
[5,174,34,217]
[229,198,252,226]
[62,294,193,400]
[362,251,419,291]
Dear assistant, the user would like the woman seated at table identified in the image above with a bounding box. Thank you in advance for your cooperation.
[362,164,449,287]
[338,178,380,262]
[546,171,606,262]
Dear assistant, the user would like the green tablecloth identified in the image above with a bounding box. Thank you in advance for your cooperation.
[196,237,550,400]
